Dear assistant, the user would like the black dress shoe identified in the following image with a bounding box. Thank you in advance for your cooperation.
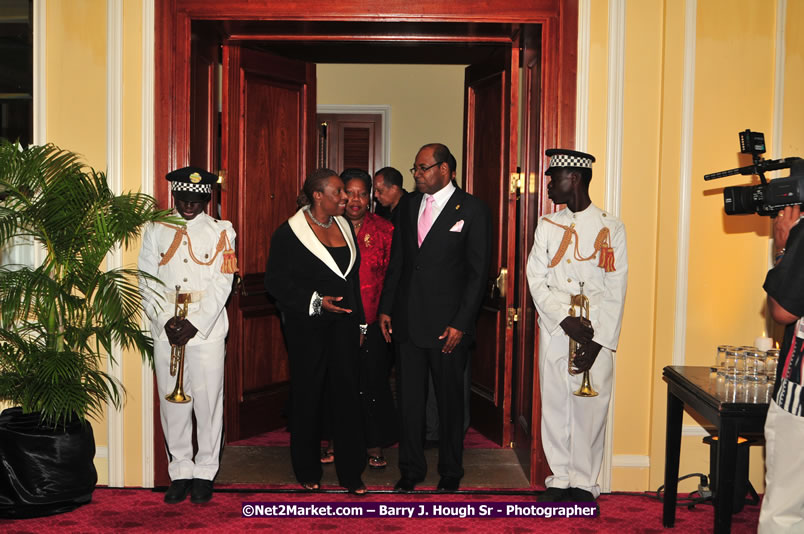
[190,479,214,504]
[394,478,418,492]
[569,487,596,502]
[537,487,570,502]
[164,479,192,504]
[437,476,460,491]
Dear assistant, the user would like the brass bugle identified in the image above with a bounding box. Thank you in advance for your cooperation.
[568,282,598,397]
[166,285,191,404]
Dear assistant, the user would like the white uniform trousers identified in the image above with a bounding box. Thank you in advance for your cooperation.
[154,339,225,481]
[538,322,613,498]
[759,399,804,533]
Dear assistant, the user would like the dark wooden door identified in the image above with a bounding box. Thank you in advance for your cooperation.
[462,41,519,448]
[221,46,316,441]
[512,25,551,489]
[317,113,383,174]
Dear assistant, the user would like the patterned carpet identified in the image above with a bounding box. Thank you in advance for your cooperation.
[0,486,760,533]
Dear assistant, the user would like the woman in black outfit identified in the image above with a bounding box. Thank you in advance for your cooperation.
[264,168,367,494]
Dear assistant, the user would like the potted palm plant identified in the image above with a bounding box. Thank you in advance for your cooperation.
[0,140,175,518]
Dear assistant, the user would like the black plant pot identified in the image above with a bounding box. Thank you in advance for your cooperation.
[0,407,97,519]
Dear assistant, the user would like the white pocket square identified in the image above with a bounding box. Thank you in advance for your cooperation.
[449,220,465,232]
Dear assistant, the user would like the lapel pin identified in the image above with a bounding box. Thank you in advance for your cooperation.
[455,204,460,210]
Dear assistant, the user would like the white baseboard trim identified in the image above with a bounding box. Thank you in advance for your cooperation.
[612,455,650,468]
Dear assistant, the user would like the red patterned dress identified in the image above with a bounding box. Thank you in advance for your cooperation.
[356,212,394,324]
[354,212,398,450]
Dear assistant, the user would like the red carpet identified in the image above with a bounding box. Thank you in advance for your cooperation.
[0,487,759,533]
[228,426,501,448]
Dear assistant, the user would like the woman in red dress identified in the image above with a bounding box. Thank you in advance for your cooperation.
[342,168,398,468]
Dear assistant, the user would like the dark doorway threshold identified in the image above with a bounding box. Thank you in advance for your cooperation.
[216,446,529,489]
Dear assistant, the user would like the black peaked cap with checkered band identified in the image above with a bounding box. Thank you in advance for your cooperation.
[544,148,596,175]
[166,166,219,194]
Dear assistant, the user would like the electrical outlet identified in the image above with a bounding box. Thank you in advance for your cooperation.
[698,483,712,499]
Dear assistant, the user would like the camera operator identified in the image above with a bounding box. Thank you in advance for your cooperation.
[759,204,804,533]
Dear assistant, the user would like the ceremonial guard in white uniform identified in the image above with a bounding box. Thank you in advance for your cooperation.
[526,149,628,502]
[138,167,236,504]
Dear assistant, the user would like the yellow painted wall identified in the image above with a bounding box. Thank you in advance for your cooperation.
[46,0,110,486]
[317,64,466,191]
[586,0,608,206]
[783,0,804,157]
[44,0,150,486]
[598,0,803,494]
[611,0,664,491]
[38,0,804,493]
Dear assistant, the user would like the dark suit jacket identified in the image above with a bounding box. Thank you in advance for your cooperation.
[264,210,365,325]
[379,187,491,348]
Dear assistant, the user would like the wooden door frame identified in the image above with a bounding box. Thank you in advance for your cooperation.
[154,0,578,488]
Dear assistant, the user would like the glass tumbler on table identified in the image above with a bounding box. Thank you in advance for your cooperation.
[765,349,780,382]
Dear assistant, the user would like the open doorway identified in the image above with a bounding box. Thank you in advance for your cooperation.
[154,4,578,489]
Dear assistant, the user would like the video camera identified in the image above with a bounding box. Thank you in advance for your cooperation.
[704,129,804,217]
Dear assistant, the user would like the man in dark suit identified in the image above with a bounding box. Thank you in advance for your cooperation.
[379,143,491,492]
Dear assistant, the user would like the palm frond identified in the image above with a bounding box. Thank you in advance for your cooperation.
[0,140,173,425]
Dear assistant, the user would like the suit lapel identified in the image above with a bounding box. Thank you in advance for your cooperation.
[409,192,423,242]
[287,209,352,280]
[418,188,464,250]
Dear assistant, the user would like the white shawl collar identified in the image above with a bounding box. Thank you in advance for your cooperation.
[287,209,357,280]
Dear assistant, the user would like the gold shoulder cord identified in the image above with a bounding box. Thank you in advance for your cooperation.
[542,218,615,272]
[156,222,238,274]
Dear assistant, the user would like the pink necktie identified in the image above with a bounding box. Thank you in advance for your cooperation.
[418,196,436,247]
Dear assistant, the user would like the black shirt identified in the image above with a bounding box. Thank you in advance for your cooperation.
[326,245,350,276]
[764,221,804,394]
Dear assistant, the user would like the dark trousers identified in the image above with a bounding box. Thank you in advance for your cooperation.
[284,315,365,488]
[396,338,469,481]
[360,322,398,448]
[425,354,472,441]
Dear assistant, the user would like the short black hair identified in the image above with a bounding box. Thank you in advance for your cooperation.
[374,166,403,188]
[556,167,592,187]
[578,167,592,185]
[422,143,453,173]
[446,153,457,174]
[340,168,371,191]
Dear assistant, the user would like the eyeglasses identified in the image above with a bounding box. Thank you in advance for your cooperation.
[409,161,444,176]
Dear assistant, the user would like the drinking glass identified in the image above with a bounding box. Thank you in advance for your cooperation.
[716,344,730,370]
[765,349,779,381]
[744,375,762,403]
[743,350,761,377]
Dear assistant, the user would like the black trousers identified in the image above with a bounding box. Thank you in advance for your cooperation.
[360,322,398,449]
[425,354,472,441]
[283,314,365,488]
[395,338,469,481]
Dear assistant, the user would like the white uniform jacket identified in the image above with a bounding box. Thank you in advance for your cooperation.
[138,212,236,346]
[526,203,628,354]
